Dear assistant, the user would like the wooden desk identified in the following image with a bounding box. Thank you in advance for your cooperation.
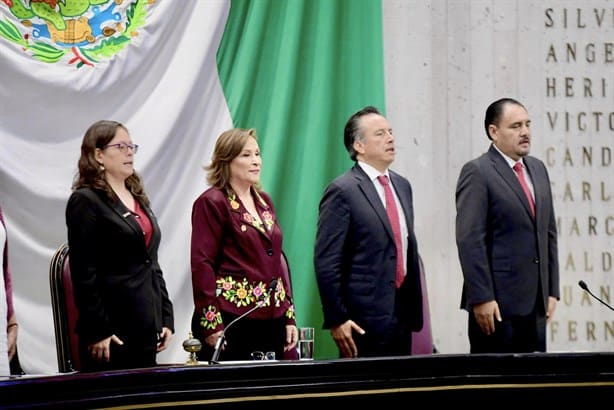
[2,352,614,408]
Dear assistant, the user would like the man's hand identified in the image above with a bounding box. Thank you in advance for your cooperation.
[473,300,501,335]
[546,296,557,323]
[331,320,365,358]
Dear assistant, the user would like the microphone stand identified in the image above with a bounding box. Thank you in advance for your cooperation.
[209,300,265,364]
[210,279,277,364]
[578,280,614,312]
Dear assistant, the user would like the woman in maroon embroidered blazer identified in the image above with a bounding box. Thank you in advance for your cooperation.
[190,128,297,361]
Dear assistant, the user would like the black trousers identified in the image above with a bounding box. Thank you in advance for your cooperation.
[468,303,547,354]
[79,338,157,372]
[193,311,286,362]
[352,323,413,358]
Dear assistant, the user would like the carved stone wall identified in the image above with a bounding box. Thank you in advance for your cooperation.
[383,0,614,353]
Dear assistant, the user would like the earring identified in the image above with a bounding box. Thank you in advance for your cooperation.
[99,163,105,172]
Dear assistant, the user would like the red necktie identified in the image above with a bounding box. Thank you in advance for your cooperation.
[513,162,535,216]
[377,175,404,287]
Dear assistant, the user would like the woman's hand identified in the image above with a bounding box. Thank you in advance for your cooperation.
[157,327,173,352]
[284,324,298,351]
[88,335,124,363]
[205,330,224,349]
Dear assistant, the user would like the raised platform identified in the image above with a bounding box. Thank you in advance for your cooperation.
[2,352,614,408]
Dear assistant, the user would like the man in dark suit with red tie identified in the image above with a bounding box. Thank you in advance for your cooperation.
[314,106,423,358]
[456,98,560,353]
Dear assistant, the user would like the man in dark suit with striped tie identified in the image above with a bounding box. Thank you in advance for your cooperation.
[314,106,423,358]
[455,98,560,353]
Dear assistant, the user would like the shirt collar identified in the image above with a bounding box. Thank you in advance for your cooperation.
[358,161,388,182]
[492,144,524,169]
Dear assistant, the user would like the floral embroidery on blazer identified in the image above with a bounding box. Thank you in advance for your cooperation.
[229,191,275,234]
[198,276,296,329]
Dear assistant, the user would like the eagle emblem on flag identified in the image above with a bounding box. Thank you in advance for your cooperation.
[0,0,152,67]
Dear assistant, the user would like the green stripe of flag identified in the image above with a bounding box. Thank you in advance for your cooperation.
[217,0,385,359]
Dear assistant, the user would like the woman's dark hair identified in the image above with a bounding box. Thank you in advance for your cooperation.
[72,120,149,206]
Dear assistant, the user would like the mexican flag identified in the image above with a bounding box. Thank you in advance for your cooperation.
[0,0,407,372]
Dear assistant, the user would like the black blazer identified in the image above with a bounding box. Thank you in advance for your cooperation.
[66,188,174,348]
[314,164,423,340]
[456,144,559,317]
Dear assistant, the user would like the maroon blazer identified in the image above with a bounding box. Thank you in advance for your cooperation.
[190,187,296,340]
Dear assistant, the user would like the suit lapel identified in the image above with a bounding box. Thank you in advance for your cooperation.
[353,165,395,241]
[390,172,412,229]
[109,198,145,239]
[228,189,273,243]
[488,146,535,220]
[139,201,160,252]
[524,159,546,219]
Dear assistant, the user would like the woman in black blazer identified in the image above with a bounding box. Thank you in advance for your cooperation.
[66,120,174,372]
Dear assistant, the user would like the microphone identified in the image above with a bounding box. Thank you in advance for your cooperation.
[210,279,278,363]
[578,280,614,312]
